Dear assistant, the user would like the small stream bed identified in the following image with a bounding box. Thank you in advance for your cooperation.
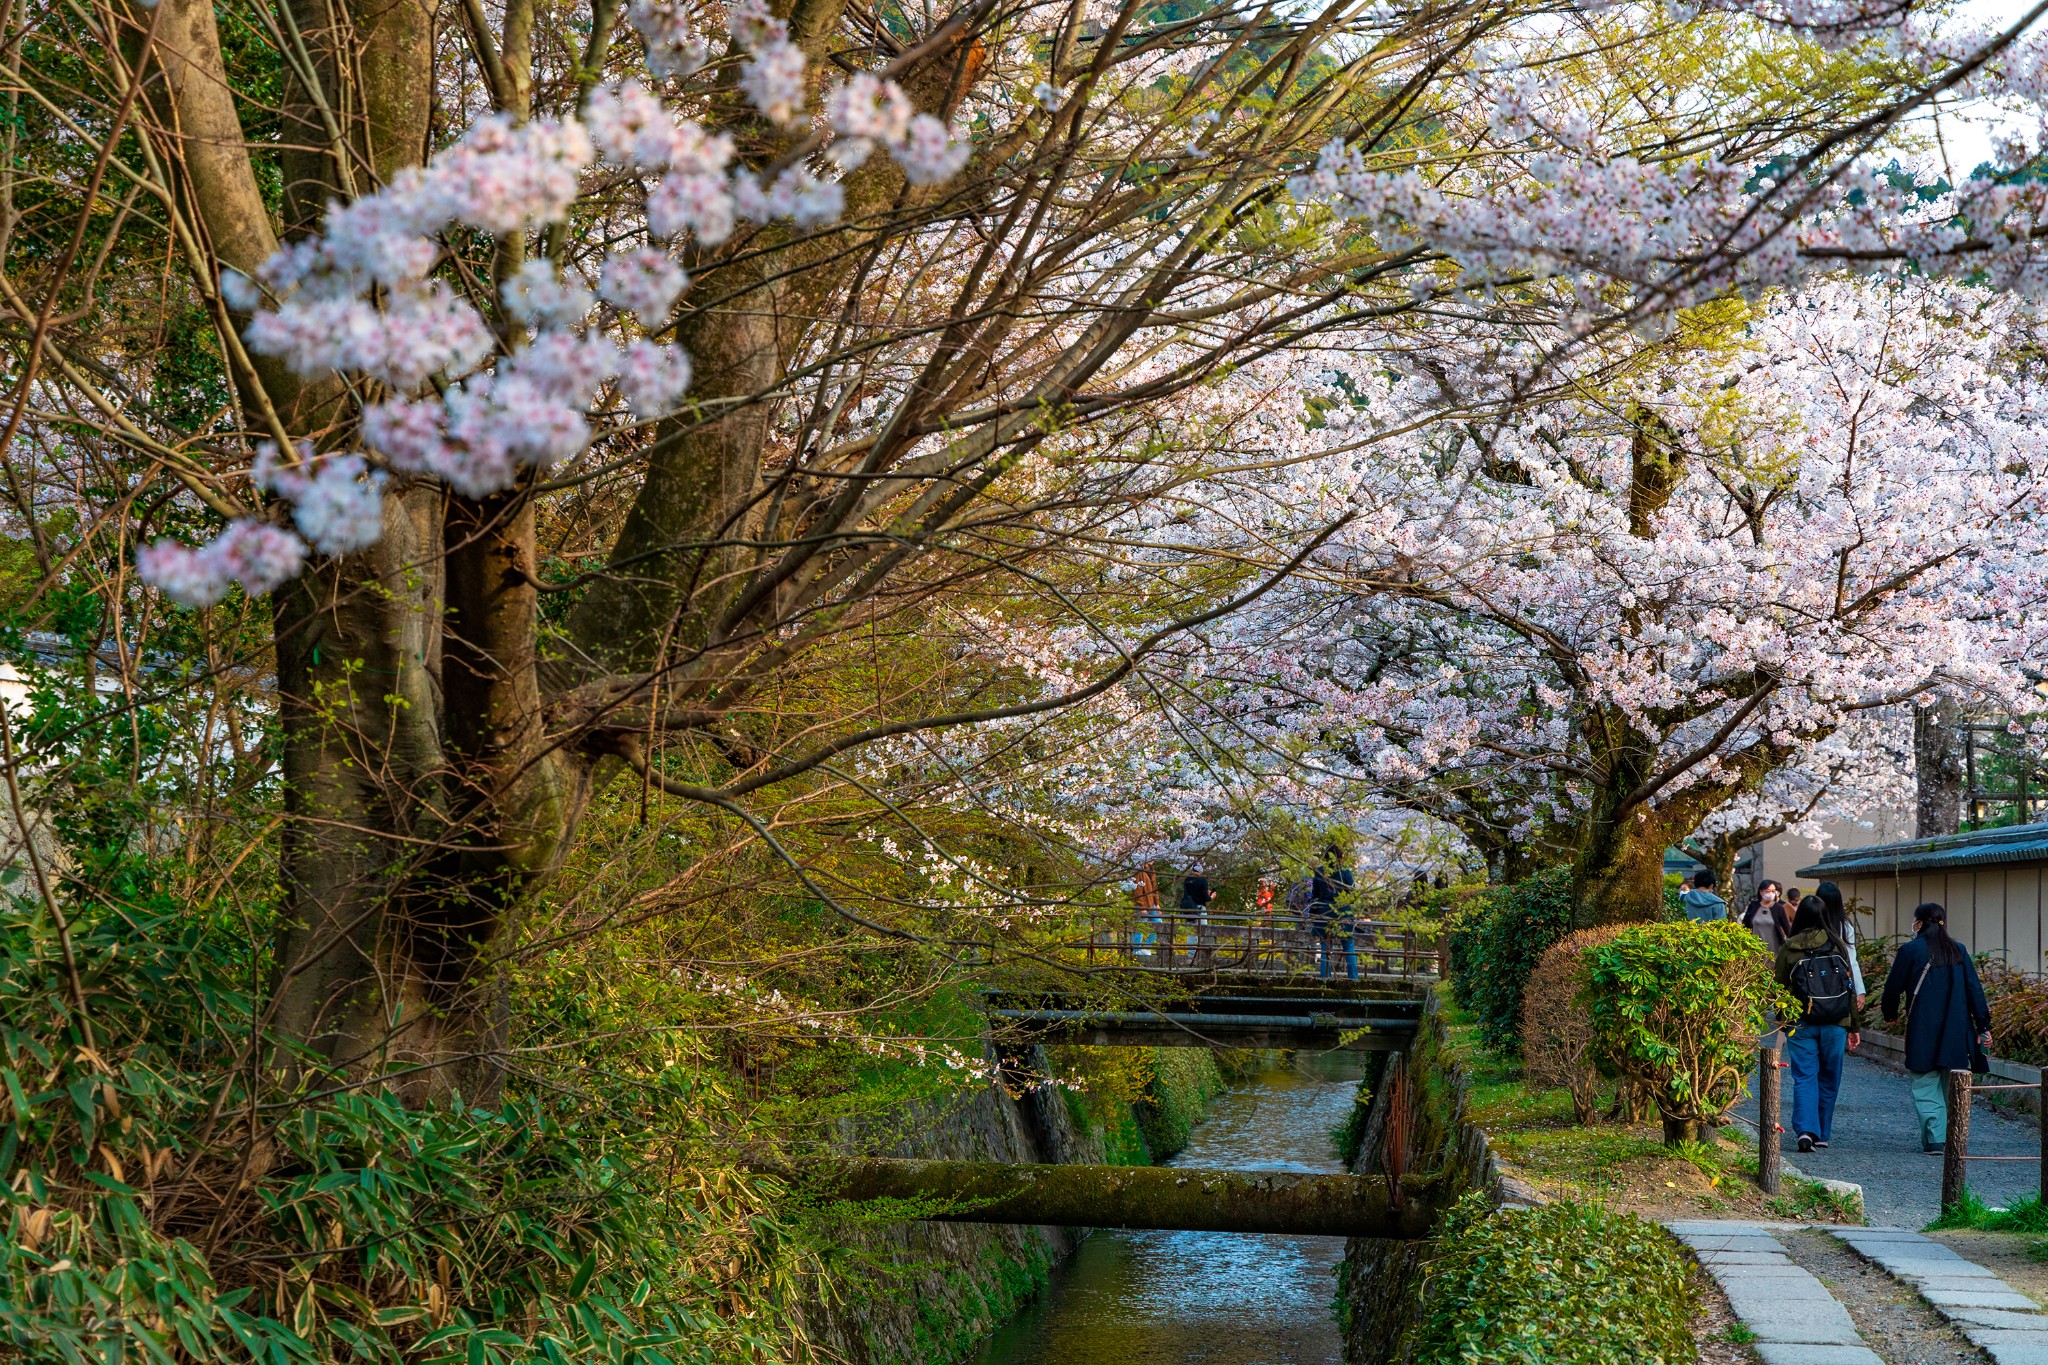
[971,1052,1368,1365]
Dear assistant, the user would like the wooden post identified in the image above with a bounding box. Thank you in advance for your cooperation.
[1758,1043,1782,1195]
[1944,1069,1972,1213]
[2040,1073,2047,1205]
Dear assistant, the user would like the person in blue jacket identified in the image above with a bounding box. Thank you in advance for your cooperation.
[1880,901,1993,1153]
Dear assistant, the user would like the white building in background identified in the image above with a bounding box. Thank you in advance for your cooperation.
[1748,812,1914,896]
[1799,823,2048,970]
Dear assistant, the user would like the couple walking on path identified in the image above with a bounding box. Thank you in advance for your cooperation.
[1751,882,1994,1156]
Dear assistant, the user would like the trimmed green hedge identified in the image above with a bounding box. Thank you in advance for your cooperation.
[1411,1194,1697,1365]
[1444,868,1575,1055]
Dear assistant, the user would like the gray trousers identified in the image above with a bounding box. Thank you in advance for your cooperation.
[1910,1070,1948,1147]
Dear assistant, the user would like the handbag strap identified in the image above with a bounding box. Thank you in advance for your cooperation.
[1903,957,1934,1032]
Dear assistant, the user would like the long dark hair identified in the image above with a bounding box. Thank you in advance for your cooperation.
[1791,895,1829,937]
[1815,881,1854,943]
[1744,880,1787,935]
[1915,902,1963,966]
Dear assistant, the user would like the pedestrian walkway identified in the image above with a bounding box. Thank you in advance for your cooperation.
[1670,1222,1881,1365]
[1672,1219,2048,1365]
[1728,1053,2042,1228]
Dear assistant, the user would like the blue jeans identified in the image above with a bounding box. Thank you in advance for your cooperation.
[1787,1023,1847,1142]
[1314,925,1357,979]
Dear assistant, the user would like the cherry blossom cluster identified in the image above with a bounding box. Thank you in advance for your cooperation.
[141,1,976,610]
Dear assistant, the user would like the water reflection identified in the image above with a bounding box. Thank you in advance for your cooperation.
[973,1052,1367,1365]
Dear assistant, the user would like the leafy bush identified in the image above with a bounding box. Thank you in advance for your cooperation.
[1411,1193,1697,1365]
[1584,920,1794,1144]
[0,882,800,1365]
[1449,868,1576,1055]
[1521,926,1628,1124]
[1980,959,2048,1066]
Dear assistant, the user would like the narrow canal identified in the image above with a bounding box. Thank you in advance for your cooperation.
[973,1051,1369,1365]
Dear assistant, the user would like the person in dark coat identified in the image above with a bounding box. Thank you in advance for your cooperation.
[1774,896,1864,1152]
[1309,844,1357,981]
[1880,901,1993,1153]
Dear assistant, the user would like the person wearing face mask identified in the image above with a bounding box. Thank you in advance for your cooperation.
[1742,880,1790,953]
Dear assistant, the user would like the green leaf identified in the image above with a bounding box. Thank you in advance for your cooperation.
[567,1250,598,1299]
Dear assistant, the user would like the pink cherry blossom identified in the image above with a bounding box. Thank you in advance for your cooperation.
[618,339,693,419]
[892,114,970,185]
[598,247,689,319]
[253,443,388,555]
[625,0,708,76]
[501,259,594,330]
[647,171,737,244]
[137,520,307,607]
[740,42,807,125]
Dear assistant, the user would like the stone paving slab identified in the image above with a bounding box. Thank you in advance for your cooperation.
[1964,1340,2048,1365]
[1827,1226,2048,1365]
[1955,1309,2048,1330]
[1753,1347,1884,1365]
[1671,1225,1876,1351]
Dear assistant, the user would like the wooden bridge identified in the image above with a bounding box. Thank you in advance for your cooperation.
[986,914,1439,1052]
[1064,911,1443,979]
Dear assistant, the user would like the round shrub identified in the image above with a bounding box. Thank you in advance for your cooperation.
[1584,919,1793,1144]
[1521,925,1628,1124]
[1411,1193,1697,1365]
[1456,867,1575,1055]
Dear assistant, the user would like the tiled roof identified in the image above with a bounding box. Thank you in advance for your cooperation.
[1797,821,2048,878]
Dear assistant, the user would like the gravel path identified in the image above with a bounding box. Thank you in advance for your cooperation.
[1729,1053,2043,1228]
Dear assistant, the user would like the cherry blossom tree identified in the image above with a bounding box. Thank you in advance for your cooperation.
[1158,279,2048,923]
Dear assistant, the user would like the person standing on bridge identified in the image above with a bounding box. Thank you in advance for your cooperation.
[1133,863,1162,960]
[1881,901,1992,1154]
[1179,870,1212,968]
[1310,845,1358,981]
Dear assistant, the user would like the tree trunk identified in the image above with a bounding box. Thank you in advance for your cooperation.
[1572,813,1670,928]
[769,1157,1442,1238]
[1915,698,1965,838]
[1661,1116,1702,1146]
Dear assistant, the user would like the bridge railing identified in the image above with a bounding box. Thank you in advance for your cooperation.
[1061,911,1442,977]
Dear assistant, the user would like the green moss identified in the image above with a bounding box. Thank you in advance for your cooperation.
[1135,1049,1226,1160]
[903,1240,1058,1363]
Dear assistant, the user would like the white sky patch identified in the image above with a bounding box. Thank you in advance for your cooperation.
[1895,0,2048,180]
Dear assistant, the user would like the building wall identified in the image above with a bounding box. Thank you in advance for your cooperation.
[1748,812,1913,896]
[1829,863,2048,973]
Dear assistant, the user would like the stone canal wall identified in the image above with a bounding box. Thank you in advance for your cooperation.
[1337,988,1530,1364]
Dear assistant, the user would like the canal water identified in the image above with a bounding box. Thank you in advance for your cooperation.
[973,1052,1368,1365]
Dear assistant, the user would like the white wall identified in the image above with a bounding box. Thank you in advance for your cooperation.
[1749,810,1913,893]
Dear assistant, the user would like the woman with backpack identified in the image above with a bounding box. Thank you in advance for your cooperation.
[1880,902,1993,1153]
[1775,896,1865,1153]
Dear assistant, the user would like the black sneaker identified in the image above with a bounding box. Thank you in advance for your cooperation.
[1814,1140,1830,1149]
[1797,1134,1816,1153]
[1925,1141,1944,1154]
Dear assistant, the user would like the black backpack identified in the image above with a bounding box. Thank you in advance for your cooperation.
[1789,941,1856,1026]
